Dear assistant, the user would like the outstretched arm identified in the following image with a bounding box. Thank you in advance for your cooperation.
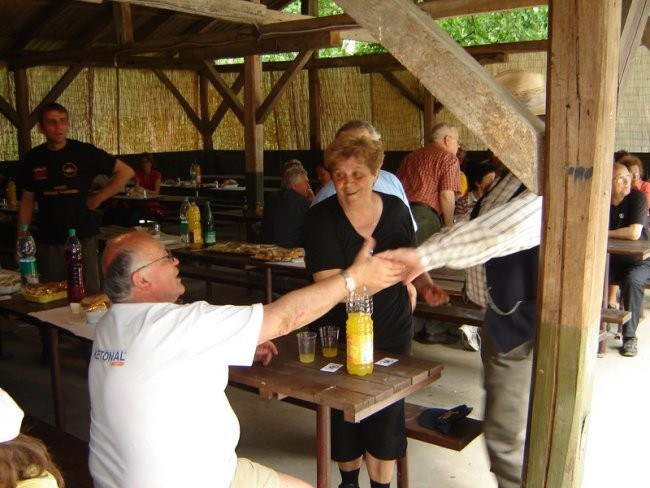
[379,189,542,281]
[260,239,404,343]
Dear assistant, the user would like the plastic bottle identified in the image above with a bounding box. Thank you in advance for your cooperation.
[187,201,203,249]
[194,162,202,186]
[64,228,86,306]
[179,196,191,245]
[203,201,216,245]
[345,287,374,376]
[16,223,39,285]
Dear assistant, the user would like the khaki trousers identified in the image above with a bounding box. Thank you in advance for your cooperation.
[480,330,534,488]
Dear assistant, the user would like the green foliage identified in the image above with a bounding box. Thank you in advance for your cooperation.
[217,2,549,63]
[439,7,548,46]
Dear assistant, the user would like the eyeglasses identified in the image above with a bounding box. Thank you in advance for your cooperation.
[615,174,633,184]
[131,249,174,276]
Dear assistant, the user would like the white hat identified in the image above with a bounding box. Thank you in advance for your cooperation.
[0,388,24,443]
[495,69,546,116]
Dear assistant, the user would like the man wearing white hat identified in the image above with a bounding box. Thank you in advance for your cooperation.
[381,69,546,488]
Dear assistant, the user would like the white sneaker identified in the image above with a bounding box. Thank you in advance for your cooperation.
[459,325,481,352]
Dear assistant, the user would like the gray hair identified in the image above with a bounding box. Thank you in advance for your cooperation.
[336,120,381,141]
[103,248,136,303]
[431,123,457,142]
[282,166,308,188]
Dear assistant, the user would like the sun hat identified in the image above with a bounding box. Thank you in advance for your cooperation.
[495,69,546,116]
[0,388,24,443]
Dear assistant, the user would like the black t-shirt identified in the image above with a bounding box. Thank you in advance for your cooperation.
[18,139,116,244]
[304,193,416,352]
[610,188,648,267]
[260,188,310,248]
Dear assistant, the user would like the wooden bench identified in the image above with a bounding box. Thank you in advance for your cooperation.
[21,415,92,488]
[414,301,484,326]
[396,402,484,488]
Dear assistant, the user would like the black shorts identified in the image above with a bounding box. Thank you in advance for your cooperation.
[331,399,407,461]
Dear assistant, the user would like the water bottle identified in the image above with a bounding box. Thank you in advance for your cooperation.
[16,223,39,285]
[203,201,216,245]
[345,287,374,376]
[179,196,191,245]
[64,228,86,307]
[187,201,203,249]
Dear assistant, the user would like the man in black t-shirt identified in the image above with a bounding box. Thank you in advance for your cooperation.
[17,102,134,292]
[609,162,650,357]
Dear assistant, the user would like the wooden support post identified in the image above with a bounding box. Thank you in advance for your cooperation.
[244,50,264,215]
[526,1,621,486]
[303,0,321,150]
[199,72,213,150]
[14,68,31,157]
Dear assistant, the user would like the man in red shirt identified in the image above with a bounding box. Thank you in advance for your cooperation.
[397,123,461,242]
[397,123,461,344]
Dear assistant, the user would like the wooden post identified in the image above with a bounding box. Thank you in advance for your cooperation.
[526,1,621,486]
[199,72,213,150]
[244,48,264,216]
[303,0,321,150]
[14,68,31,157]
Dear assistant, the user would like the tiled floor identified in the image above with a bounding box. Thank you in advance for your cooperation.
[0,278,648,487]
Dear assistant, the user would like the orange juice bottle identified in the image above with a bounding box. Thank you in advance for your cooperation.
[345,288,374,376]
[186,201,203,249]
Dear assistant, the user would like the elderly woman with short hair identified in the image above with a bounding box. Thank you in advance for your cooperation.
[304,135,446,488]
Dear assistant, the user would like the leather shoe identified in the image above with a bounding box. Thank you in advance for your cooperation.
[414,330,458,345]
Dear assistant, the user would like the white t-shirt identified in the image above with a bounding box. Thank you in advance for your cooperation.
[88,301,263,488]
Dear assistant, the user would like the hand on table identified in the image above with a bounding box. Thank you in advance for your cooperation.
[255,340,278,365]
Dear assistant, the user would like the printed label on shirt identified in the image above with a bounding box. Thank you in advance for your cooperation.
[93,348,127,367]
[62,162,78,178]
[33,166,48,180]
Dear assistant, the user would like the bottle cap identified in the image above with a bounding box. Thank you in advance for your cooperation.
[21,223,28,231]
[68,228,76,236]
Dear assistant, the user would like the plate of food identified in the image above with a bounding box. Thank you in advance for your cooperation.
[0,270,21,295]
[22,281,68,303]
[219,179,240,189]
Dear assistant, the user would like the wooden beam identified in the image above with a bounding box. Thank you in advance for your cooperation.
[180,30,341,61]
[527,0,620,486]
[618,0,650,100]
[419,0,547,18]
[0,95,19,128]
[379,72,423,110]
[256,49,314,124]
[135,10,178,41]
[121,0,308,24]
[201,61,245,124]
[113,1,135,45]
[303,0,322,150]
[207,73,244,133]
[28,66,83,128]
[10,1,71,51]
[336,0,544,194]
[151,69,202,128]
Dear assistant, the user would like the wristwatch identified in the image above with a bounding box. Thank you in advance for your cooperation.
[341,270,356,294]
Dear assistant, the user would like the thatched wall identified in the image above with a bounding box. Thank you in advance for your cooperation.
[0,49,647,161]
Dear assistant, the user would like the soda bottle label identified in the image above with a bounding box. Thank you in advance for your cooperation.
[19,257,39,285]
[204,230,216,244]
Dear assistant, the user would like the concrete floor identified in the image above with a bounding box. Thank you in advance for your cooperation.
[0,278,648,487]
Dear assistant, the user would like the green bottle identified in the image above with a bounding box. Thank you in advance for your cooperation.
[203,201,216,244]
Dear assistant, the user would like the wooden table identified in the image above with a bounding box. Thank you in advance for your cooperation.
[0,295,92,430]
[229,335,444,488]
[173,246,310,303]
[607,238,650,260]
